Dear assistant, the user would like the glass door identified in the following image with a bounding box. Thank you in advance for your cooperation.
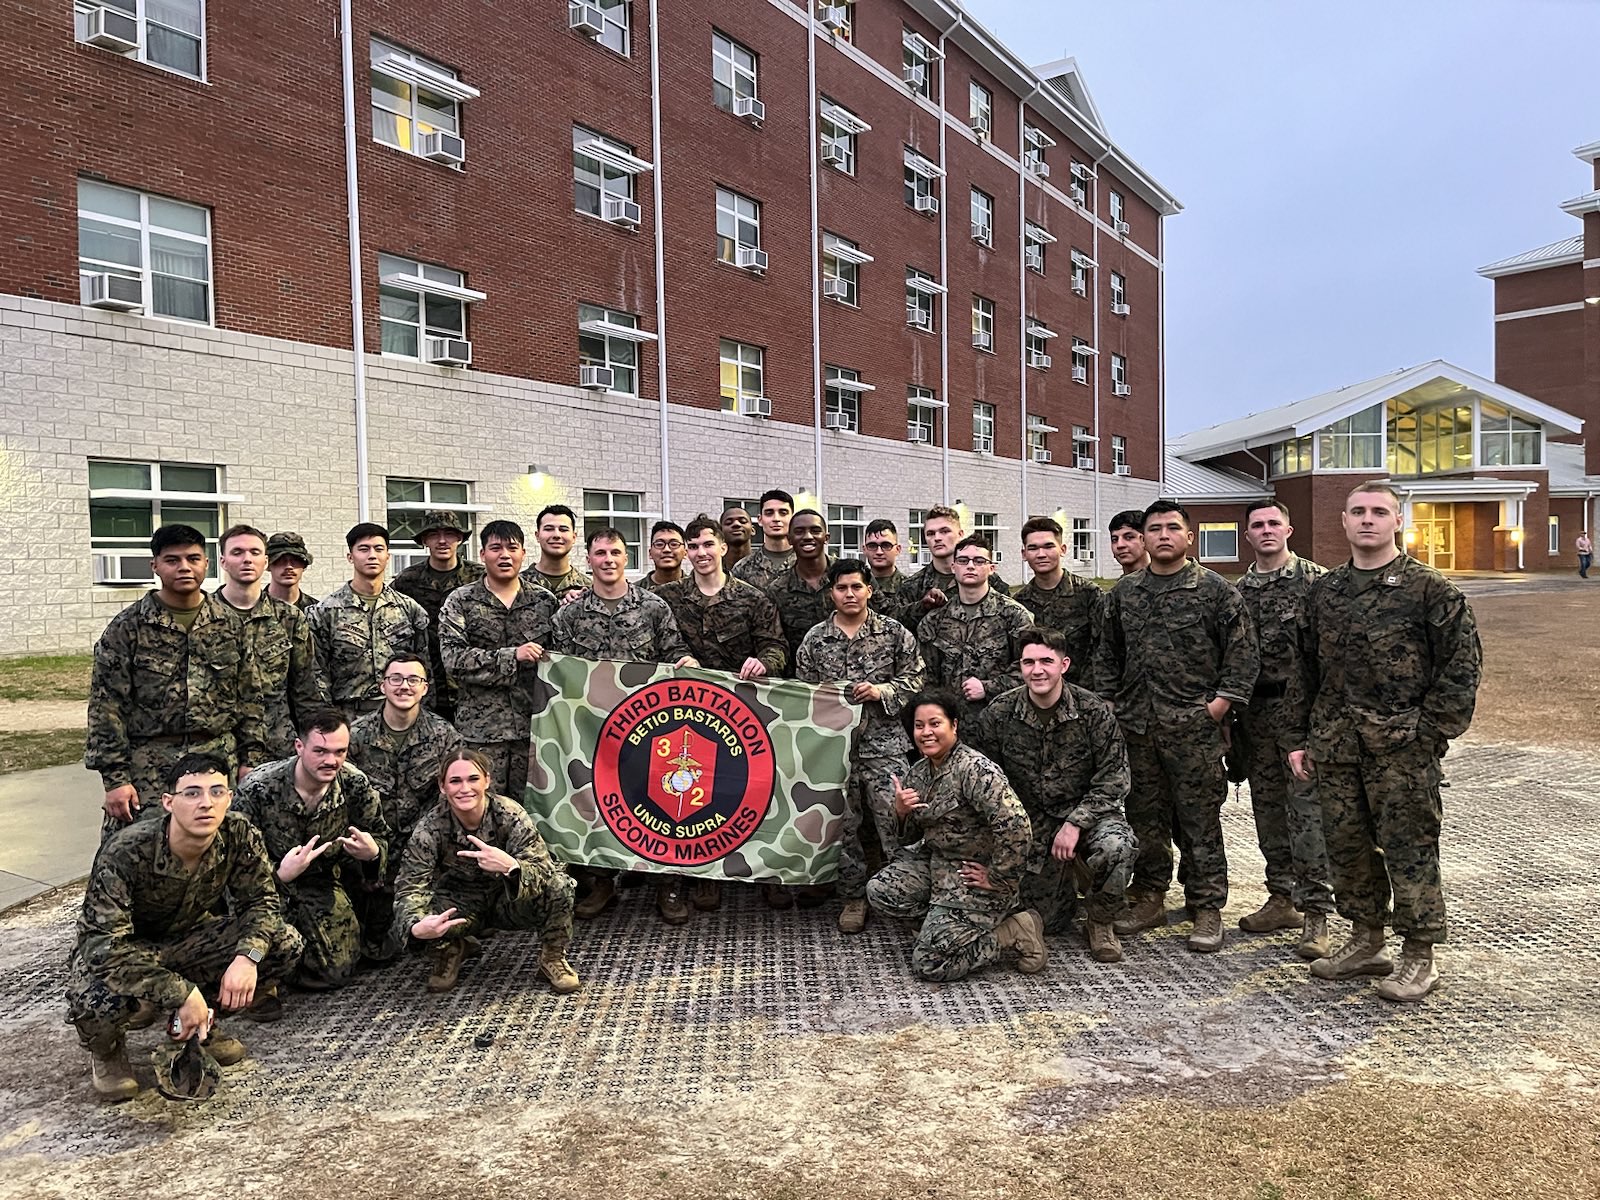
[1410,502,1455,570]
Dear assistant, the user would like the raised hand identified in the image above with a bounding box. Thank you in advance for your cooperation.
[277,835,332,884]
[891,774,926,819]
[337,826,380,861]
[411,907,469,941]
[457,835,518,876]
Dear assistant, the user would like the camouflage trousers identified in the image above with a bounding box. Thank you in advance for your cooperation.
[66,916,304,1054]
[98,733,238,844]
[1124,711,1230,910]
[1241,706,1333,914]
[838,753,908,901]
[283,874,385,988]
[395,871,577,956]
[1316,741,1447,943]
[1023,816,1139,930]
[867,850,1011,982]
[348,827,416,963]
[469,739,531,808]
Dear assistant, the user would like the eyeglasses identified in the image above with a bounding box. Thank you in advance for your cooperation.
[864,540,898,551]
[383,673,427,687]
[650,539,685,550]
[952,555,992,567]
[174,786,232,801]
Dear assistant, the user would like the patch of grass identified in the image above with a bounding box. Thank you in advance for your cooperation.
[0,729,86,773]
[0,654,93,702]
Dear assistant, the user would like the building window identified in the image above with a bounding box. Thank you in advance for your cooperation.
[1026,320,1053,369]
[88,460,228,583]
[1269,435,1313,477]
[378,254,471,359]
[968,80,992,138]
[712,30,757,111]
[901,29,936,100]
[582,0,630,56]
[972,295,995,352]
[908,508,930,562]
[827,504,865,558]
[1480,402,1543,467]
[972,511,1000,554]
[908,388,939,443]
[387,478,475,551]
[1111,353,1128,390]
[715,186,761,263]
[1072,425,1094,468]
[1070,250,1090,296]
[970,188,994,246]
[577,303,642,396]
[74,0,203,78]
[1111,271,1127,312]
[820,100,867,174]
[1023,123,1053,175]
[719,339,764,411]
[1070,339,1092,384]
[370,38,472,158]
[1318,403,1384,470]
[1112,434,1127,469]
[1027,427,1049,461]
[1025,224,1050,274]
[973,402,995,454]
[77,179,211,324]
[1198,522,1239,562]
[903,147,940,210]
[724,497,763,519]
[906,267,938,332]
[823,235,861,306]
[1069,162,1091,205]
[815,0,854,40]
[1109,189,1126,228]
[1387,400,1472,477]
[1071,517,1093,562]
[573,126,640,216]
[1549,515,1561,555]
[583,489,644,570]
[824,366,862,433]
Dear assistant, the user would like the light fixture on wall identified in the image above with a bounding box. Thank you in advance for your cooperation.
[527,463,548,485]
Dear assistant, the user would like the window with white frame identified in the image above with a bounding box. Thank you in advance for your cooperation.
[1111,353,1128,389]
[1549,515,1561,555]
[75,0,203,78]
[88,460,229,583]
[827,504,865,558]
[1111,271,1127,312]
[1318,403,1384,469]
[370,38,474,158]
[972,511,1000,554]
[1026,320,1052,368]
[573,126,639,216]
[970,187,994,246]
[715,186,761,263]
[1027,426,1049,460]
[1198,522,1239,562]
[906,267,938,332]
[1023,123,1052,175]
[378,253,474,359]
[903,147,940,209]
[1112,434,1127,469]
[1480,402,1543,467]
[77,179,211,324]
[724,497,763,519]
[973,402,995,454]
[1025,223,1050,274]
[815,0,854,40]
[901,28,936,100]
[908,387,939,443]
[583,489,644,570]
[1070,338,1092,383]
[820,100,868,175]
[1069,161,1091,205]
[577,303,645,396]
[387,478,476,550]
[968,79,992,138]
[719,339,764,411]
[971,295,995,352]
[1071,249,1089,295]
[1072,425,1094,467]
[1269,436,1313,477]
[1109,189,1126,228]
[583,0,630,56]
[908,508,930,561]
[823,235,861,306]
[712,30,757,111]
[1071,517,1093,562]
[824,366,862,433]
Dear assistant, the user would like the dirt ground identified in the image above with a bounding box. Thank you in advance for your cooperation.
[1469,590,1600,748]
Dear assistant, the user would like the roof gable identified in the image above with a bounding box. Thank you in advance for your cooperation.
[1032,56,1106,138]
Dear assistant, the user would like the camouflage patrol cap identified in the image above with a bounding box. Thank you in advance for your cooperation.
[266,531,314,567]
[417,510,470,538]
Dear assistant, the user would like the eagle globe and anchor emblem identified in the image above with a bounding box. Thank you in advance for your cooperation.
[658,729,706,820]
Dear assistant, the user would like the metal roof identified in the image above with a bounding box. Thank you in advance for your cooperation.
[1548,441,1600,496]
[1475,235,1585,279]
[1162,454,1270,503]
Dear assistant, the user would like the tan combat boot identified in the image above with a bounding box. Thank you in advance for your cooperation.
[126,1000,161,1030]
[1187,907,1224,953]
[997,908,1049,974]
[1086,919,1123,963]
[539,946,581,994]
[1238,894,1301,933]
[203,1026,248,1066]
[1113,890,1166,936]
[1309,923,1393,980]
[90,1041,140,1101]
[657,880,690,926]
[427,940,467,993]
[574,875,616,920]
[1376,939,1439,1002]
[1297,914,1331,961]
[838,898,868,934]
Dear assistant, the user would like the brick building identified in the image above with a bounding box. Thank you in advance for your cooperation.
[0,0,1178,653]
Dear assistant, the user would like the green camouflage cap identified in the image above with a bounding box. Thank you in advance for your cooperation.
[266,531,313,567]
[416,510,470,538]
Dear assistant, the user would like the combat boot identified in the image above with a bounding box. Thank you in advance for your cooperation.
[1297,913,1331,961]
[1187,907,1224,953]
[575,876,616,919]
[1087,920,1123,963]
[1309,923,1393,980]
[242,983,284,1023]
[126,1000,160,1030]
[539,946,581,994]
[427,940,467,993]
[89,1042,139,1101]
[1238,894,1300,933]
[657,880,690,926]
[203,1027,248,1066]
[1375,940,1439,1003]
[763,882,794,909]
[692,879,722,911]
[838,898,868,934]
[997,908,1048,974]
[1113,891,1166,936]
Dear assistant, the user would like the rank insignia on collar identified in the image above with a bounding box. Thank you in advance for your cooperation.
[1385,575,1399,585]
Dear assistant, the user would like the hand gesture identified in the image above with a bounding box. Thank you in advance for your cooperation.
[559,588,584,607]
[1052,821,1082,862]
[1287,749,1312,782]
[277,835,332,883]
[1205,696,1231,724]
[515,642,545,664]
[850,681,882,703]
[103,784,139,823]
[891,774,926,819]
[171,987,211,1041]
[337,826,380,862]
[457,835,517,875]
[411,908,468,941]
[676,655,701,669]
[219,955,258,1012]
[961,677,986,702]
[921,588,947,611]
[738,657,768,680]
[958,860,996,891]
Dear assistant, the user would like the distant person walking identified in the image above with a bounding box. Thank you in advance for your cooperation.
[1577,531,1593,579]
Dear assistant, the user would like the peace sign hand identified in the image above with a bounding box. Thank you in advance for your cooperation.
[411,908,469,941]
[457,835,518,876]
[277,835,332,884]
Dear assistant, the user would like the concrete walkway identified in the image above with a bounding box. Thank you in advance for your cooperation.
[0,762,102,910]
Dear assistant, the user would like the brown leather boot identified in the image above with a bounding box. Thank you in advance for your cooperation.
[89,1041,139,1101]
[838,898,868,934]
[539,946,581,994]
[997,908,1048,974]
[1376,939,1439,1002]
[427,940,467,993]
[1297,914,1331,961]
[1087,919,1123,963]
[1238,894,1301,933]
[1310,923,1392,980]
[1187,907,1224,953]
[657,880,690,925]
[575,875,616,919]
[203,1027,247,1066]
[692,879,722,911]
[1113,890,1166,936]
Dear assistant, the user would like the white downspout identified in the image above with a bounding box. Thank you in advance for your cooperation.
[650,0,671,515]
[338,0,370,520]
[1016,86,1041,523]
[1091,145,1113,565]
[807,16,823,503]
[937,13,962,504]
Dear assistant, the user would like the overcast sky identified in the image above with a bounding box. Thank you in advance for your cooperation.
[975,0,1600,435]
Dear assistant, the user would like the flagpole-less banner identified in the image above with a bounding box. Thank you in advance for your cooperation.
[524,654,864,885]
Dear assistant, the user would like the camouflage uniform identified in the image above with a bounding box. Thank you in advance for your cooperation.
[1092,559,1259,911]
[638,571,686,593]
[765,562,836,676]
[233,758,389,987]
[655,576,788,675]
[235,592,327,766]
[307,582,430,721]
[1237,554,1333,915]
[438,578,558,804]
[796,612,926,899]
[65,812,303,1054]
[85,593,261,837]
[1013,573,1106,687]
[392,554,485,722]
[866,743,1032,981]
[522,564,590,596]
[867,568,906,614]
[968,684,1137,930]
[551,585,689,663]
[391,795,575,955]
[1299,555,1481,944]
[265,532,318,613]
[347,706,466,957]
[895,563,1012,625]
[730,544,797,592]
[915,588,1035,711]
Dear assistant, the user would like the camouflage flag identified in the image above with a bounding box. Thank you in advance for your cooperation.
[525,653,863,884]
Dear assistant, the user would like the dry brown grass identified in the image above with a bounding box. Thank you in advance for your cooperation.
[1470,591,1600,748]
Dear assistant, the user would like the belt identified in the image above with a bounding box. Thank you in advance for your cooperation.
[1253,680,1288,700]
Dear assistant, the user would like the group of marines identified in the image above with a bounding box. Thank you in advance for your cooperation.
[69,482,1480,1100]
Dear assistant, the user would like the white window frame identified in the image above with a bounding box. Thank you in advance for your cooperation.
[1112,434,1127,469]
[1025,222,1053,275]
[1269,436,1314,477]
[1109,190,1126,225]
[1028,427,1049,459]
[581,0,630,56]
[88,459,237,584]
[906,267,939,332]
[1479,402,1543,468]
[573,126,641,217]
[378,253,481,360]
[908,387,940,443]
[815,0,855,40]
[970,187,994,246]
[1198,523,1240,563]
[973,402,996,455]
[712,29,758,111]
[827,504,865,558]
[903,147,942,208]
[719,339,764,411]
[901,28,937,100]
[1069,162,1091,205]
[77,179,213,326]
[972,295,995,352]
[74,0,205,79]
[1072,425,1095,467]
[1318,403,1385,471]
[908,508,931,562]
[823,234,869,307]
[820,100,869,175]
[1071,517,1093,563]
[1071,253,1089,296]
[968,79,992,138]
[386,478,483,561]
[716,186,762,263]
[972,511,1000,555]
[370,38,476,159]
[1111,353,1128,387]
[578,303,653,396]
[583,489,646,571]
[824,366,865,433]
[1111,271,1127,311]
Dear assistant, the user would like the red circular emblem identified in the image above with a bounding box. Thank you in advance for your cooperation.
[591,679,776,867]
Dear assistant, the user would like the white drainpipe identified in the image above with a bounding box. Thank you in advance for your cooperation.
[338,0,370,520]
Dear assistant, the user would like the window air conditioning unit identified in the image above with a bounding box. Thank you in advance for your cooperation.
[1032,449,1052,464]
[822,143,849,168]
[1115,219,1130,235]
[579,364,615,390]
[914,194,939,214]
[425,336,472,367]
[907,426,930,443]
[903,63,926,90]
[601,194,642,227]
[906,305,931,330]
[81,272,144,312]
[972,330,993,351]
[824,413,852,431]
[1029,352,1052,369]
[971,114,990,139]
[1114,464,1132,476]
[569,3,605,36]
[92,551,154,585]
[735,245,769,273]
[83,5,140,51]
[1112,301,1130,316]
[971,222,991,243]
[418,130,466,165]
[1071,280,1088,297]
[739,395,773,418]
[1071,364,1088,384]
[734,95,766,123]
[1113,382,1131,396]
[1030,159,1051,178]
[991,551,1004,564]
[819,5,850,32]
[1025,246,1043,272]
[1075,455,1095,470]
[822,277,850,300]
[1069,184,1087,206]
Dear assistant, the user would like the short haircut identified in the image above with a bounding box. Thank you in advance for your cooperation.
[151,524,206,557]
[758,489,794,510]
[1018,627,1069,657]
[1142,500,1190,529]
[1346,481,1402,508]
[296,707,349,741]
[382,653,428,678]
[479,519,526,548]
[721,505,752,519]
[219,524,267,554]
[438,747,496,789]
[650,520,685,540]
[683,517,724,543]
[1019,516,1063,542]
[165,752,230,793]
[586,525,626,549]
[1243,499,1291,524]
[1108,509,1146,535]
[953,535,991,558]
[923,504,961,528]
[346,522,389,549]
[899,687,963,738]
[536,504,578,528]
[790,508,826,528]
[827,558,873,588]
[865,518,898,538]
